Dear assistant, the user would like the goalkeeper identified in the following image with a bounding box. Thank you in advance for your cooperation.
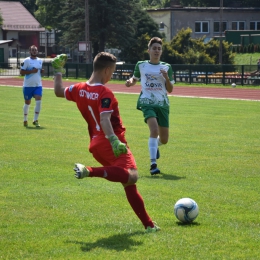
[52,52,160,233]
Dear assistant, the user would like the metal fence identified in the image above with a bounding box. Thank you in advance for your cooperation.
[1,62,260,85]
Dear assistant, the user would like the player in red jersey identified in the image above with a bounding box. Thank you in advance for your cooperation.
[52,52,160,232]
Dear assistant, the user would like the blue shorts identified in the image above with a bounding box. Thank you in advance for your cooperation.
[23,87,43,100]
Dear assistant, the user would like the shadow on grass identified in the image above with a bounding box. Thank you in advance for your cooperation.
[145,172,186,181]
[24,126,45,130]
[175,221,200,227]
[66,231,144,252]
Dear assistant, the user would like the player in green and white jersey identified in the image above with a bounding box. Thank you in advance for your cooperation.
[125,37,175,175]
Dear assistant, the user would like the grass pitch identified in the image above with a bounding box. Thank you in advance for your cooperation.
[0,86,259,260]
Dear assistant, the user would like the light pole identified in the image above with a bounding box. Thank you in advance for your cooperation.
[85,0,91,63]
[160,22,168,29]
[219,0,223,64]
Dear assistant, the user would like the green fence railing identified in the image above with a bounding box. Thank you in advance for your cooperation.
[1,62,259,86]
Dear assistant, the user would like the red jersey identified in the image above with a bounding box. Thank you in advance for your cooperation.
[65,82,126,141]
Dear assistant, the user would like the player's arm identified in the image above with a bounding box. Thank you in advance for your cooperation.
[160,66,174,93]
[20,68,38,75]
[125,63,140,87]
[125,77,137,87]
[165,76,174,93]
[53,73,65,98]
[20,59,38,75]
[100,112,114,137]
[100,112,127,157]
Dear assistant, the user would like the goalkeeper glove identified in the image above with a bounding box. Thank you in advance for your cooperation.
[51,54,68,74]
[108,135,127,157]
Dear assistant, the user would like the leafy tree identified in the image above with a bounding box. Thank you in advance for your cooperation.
[34,0,64,30]
[45,0,163,61]
[119,4,164,62]
[205,38,235,64]
[161,42,184,64]
[52,0,138,57]
[163,27,234,64]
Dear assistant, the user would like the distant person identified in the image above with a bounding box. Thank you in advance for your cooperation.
[51,52,160,233]
[257,58,260,72]
[125,37,175,175]
[20,45,44,127]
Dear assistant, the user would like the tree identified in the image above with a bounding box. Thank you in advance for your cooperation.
[34,0,64,30]
[162,27,234,64]
[51,0,139,57]
[47,0,163,60]
[119,3,164,63]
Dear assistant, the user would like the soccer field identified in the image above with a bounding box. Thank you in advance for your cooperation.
[0,86,259,259]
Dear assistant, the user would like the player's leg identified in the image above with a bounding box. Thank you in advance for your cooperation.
[155,106,170,166]
[23,87,33,127]
[74,146,160,232]
[142,106,160,174]
[158,126,169,144]
[123,181,160,232]
[157,106,170,145]
[74,141,135,183]
[147,117,160,175]
[32,87,43,127]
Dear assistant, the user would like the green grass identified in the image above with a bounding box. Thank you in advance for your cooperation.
[234,52,260,65]
[0,86,260,260]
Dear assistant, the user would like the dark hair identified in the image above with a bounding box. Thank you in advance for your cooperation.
[93,52,117,71]
[148,37,162,48]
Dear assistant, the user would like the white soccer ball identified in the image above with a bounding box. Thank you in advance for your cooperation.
[231,83,236,87]
[174,198,199,223]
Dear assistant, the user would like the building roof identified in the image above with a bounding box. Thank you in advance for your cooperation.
[0,1,45,31]
[147,6,260,12]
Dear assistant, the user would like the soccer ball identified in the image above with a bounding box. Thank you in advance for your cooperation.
[231,83,236,87]
[174,198,199,223]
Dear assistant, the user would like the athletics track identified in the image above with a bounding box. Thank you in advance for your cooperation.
[0,77,260,101]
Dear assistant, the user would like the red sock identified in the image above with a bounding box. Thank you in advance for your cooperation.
[124,184,154,229]
[87,166,129,183]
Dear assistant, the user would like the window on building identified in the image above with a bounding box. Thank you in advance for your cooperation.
[195,21,209,33]
[231,21,245,30]
[250,21,260,30]
[214,21,227,33]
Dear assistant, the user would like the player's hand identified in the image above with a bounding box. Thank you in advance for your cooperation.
[125,79,131,87]
[108,135,127,157]
[51,54,68,74]
[160,69,169,80]
[125,77,135,87]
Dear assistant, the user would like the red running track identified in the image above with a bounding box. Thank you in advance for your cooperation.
[0,77,259,101]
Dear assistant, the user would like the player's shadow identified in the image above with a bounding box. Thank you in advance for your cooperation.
[25,126,45,130]
[66,231,143,252]
[145,172,186,181]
